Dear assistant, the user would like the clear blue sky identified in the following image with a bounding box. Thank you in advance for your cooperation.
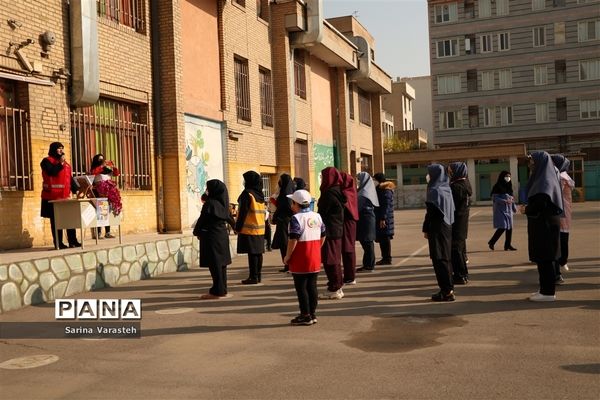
[323,0,430,79]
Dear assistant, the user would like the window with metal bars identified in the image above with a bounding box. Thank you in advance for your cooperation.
[348,83,355,120]
[358,88,371,126]
[70,98,152,190]
[234,56,251,122]
[294,50,307,99]
[0,79,31,191]
[259,67,273,127]
[97,0,145,33]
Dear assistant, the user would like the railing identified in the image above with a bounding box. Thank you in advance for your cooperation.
[97,0,145,32]
[0,106,31,191]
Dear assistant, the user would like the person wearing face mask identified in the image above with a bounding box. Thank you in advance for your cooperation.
[40,142,81,249]
[524,151,563,302]
[449,162,472,284]
[487,171,517,251]
[422,164,456,302]
[551,154,574,285]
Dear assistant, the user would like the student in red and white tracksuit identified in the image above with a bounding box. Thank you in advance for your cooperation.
[283,190,326,326]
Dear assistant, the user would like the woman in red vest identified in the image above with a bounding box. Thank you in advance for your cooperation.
[40,142,80,249]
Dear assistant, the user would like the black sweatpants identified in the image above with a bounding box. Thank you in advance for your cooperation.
[378,236,391,261]
[292,273,318,316]
[433,258,454,294]
[537,261,556,296]
[451,239,468,279]
[248,253,263,282]
[208,265,227,296]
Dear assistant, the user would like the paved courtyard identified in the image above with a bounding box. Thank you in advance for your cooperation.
[0,203,599,399]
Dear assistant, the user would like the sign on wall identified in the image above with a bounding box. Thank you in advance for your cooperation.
[184,115,225,227]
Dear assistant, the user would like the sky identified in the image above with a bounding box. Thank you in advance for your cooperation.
[323,0,430,79]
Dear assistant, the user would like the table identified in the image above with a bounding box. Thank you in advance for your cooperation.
[49,198,122,249]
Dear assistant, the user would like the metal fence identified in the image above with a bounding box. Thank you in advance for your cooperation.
[97,0,145,32]
[70,99,151,190]
[0,106,31,191]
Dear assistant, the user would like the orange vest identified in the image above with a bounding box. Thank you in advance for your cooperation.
[41,157,72,200]
[239,193,266,235]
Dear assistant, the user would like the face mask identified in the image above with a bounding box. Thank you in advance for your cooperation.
[504,176,511,183]
[426,174,431,183]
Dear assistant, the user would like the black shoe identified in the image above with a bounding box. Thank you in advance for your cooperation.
[375,259,392,266]
[279,266,289,273]
[504,246,517,251]
[453,276,467,285]
[431,291,455,302]
[488,242,494,250]
[57,243,69,250]
[290,315,313,326]
[69,241,82,248]
[241,278,259,285]
[310,314,317,324]
[357,267,374,272]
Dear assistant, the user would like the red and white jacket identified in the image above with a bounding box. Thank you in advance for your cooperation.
[41,157,72,200]
[287,209,325,274]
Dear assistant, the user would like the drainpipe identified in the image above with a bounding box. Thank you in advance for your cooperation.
[150,0,165,233]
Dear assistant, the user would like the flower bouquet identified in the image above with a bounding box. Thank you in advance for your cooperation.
[95,179,122,216]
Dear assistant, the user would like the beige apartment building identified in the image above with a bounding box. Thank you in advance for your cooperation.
[382,80,416,132]
[428,0,600,200]
[400,75,434,147]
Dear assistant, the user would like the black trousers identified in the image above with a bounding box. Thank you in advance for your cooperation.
[208,265,227,296]
[378,236,391,261]
[247,253,263,281]
[96,226,111,234]
[292,273,318,316]
[558,232,569,266]
[433,258,454,294]
[537,261,556,296]
[451,239,468,278]
[360,240,375,269]
[342,250,356,282]
[489,228,512,248]
[49,213,78,248]
[264,223,271,249]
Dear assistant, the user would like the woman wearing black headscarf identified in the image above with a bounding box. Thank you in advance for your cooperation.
[235,171,266,284]
[449,162,472,284]
[525,151,563,302]
[422,164,456,302]
[272,173,295,272]
[193,179,234,299]
[40,142,80,249]
[356,172,379,272]
[488,170,517,251]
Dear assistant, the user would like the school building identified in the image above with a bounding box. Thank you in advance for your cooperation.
[0,0,391,251]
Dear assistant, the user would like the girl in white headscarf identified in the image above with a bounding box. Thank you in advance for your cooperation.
[356,172,379,272]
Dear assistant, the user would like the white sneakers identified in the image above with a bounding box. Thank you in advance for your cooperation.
[561,264,569,271]
[319,288,344,300]
[344,280,357,286]
[529,292,556,302]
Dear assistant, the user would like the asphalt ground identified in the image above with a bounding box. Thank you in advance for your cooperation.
[0,203,599,400]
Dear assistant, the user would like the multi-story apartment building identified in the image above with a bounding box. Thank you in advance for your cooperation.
[382,80,416,132]
[399,76,434,147]
[428,0,600,199]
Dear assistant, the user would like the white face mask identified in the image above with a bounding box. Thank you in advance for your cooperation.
[504,176,511,183]
[426,174,431,183]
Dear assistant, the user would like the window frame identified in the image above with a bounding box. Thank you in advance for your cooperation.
[480,34,493,53]
[534,65,549,86]
[436,38,459,58]
[96,0,146,33]
[535,103,550,123]
[533,26,546,47]
[532,0,546,10]
[496,0,510,16]
[358,88,372,126]
[500,105,513,126]
[234,56,252,122]
[483,106,496,127]
[578,19,600,42]
[294,50,307,99]
[498,32,511,51]
[434,3,458,24]
[498,68,512,89]
[481,70,495,91]
[579,99,600,119]
[439,110,463,130]
[579,59,600,81]
[259,67,273,128]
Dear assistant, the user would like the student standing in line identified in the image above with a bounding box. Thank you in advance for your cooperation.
[317,167,346,300]
[373,172,395,265]
[488,171,517,251]
[422,164,456,302]
[551,154,574,285]
[356,172,379,272]
[340,172,359,285]
[449,162,472,284]
[193,179,234,299]
[236,171,266,285]
[524,151,563,302]
[272,173,295,272]
[283,190,326,326]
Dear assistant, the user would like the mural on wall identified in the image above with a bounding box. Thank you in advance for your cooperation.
[313,143,336,198]
[184,115,225,227]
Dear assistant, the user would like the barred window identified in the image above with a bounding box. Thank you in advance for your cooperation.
[234,56,251,122]
[97,0,145,33]
[294,50,307,99]
[349,83,355,120]
[358,88,371,126]
[0,79,31,191]
[259,67,273,127]
[70,98,152,190]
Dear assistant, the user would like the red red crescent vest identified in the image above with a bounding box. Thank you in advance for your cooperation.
[41,157,72,200]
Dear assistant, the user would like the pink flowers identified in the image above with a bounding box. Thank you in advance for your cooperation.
[95,179,122,216]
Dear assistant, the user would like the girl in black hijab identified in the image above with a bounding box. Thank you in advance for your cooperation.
[235,171,266,284]
[193,179,234,299]
[272,173,295,272]
[449,162,472,284]
[488,170,517,251]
